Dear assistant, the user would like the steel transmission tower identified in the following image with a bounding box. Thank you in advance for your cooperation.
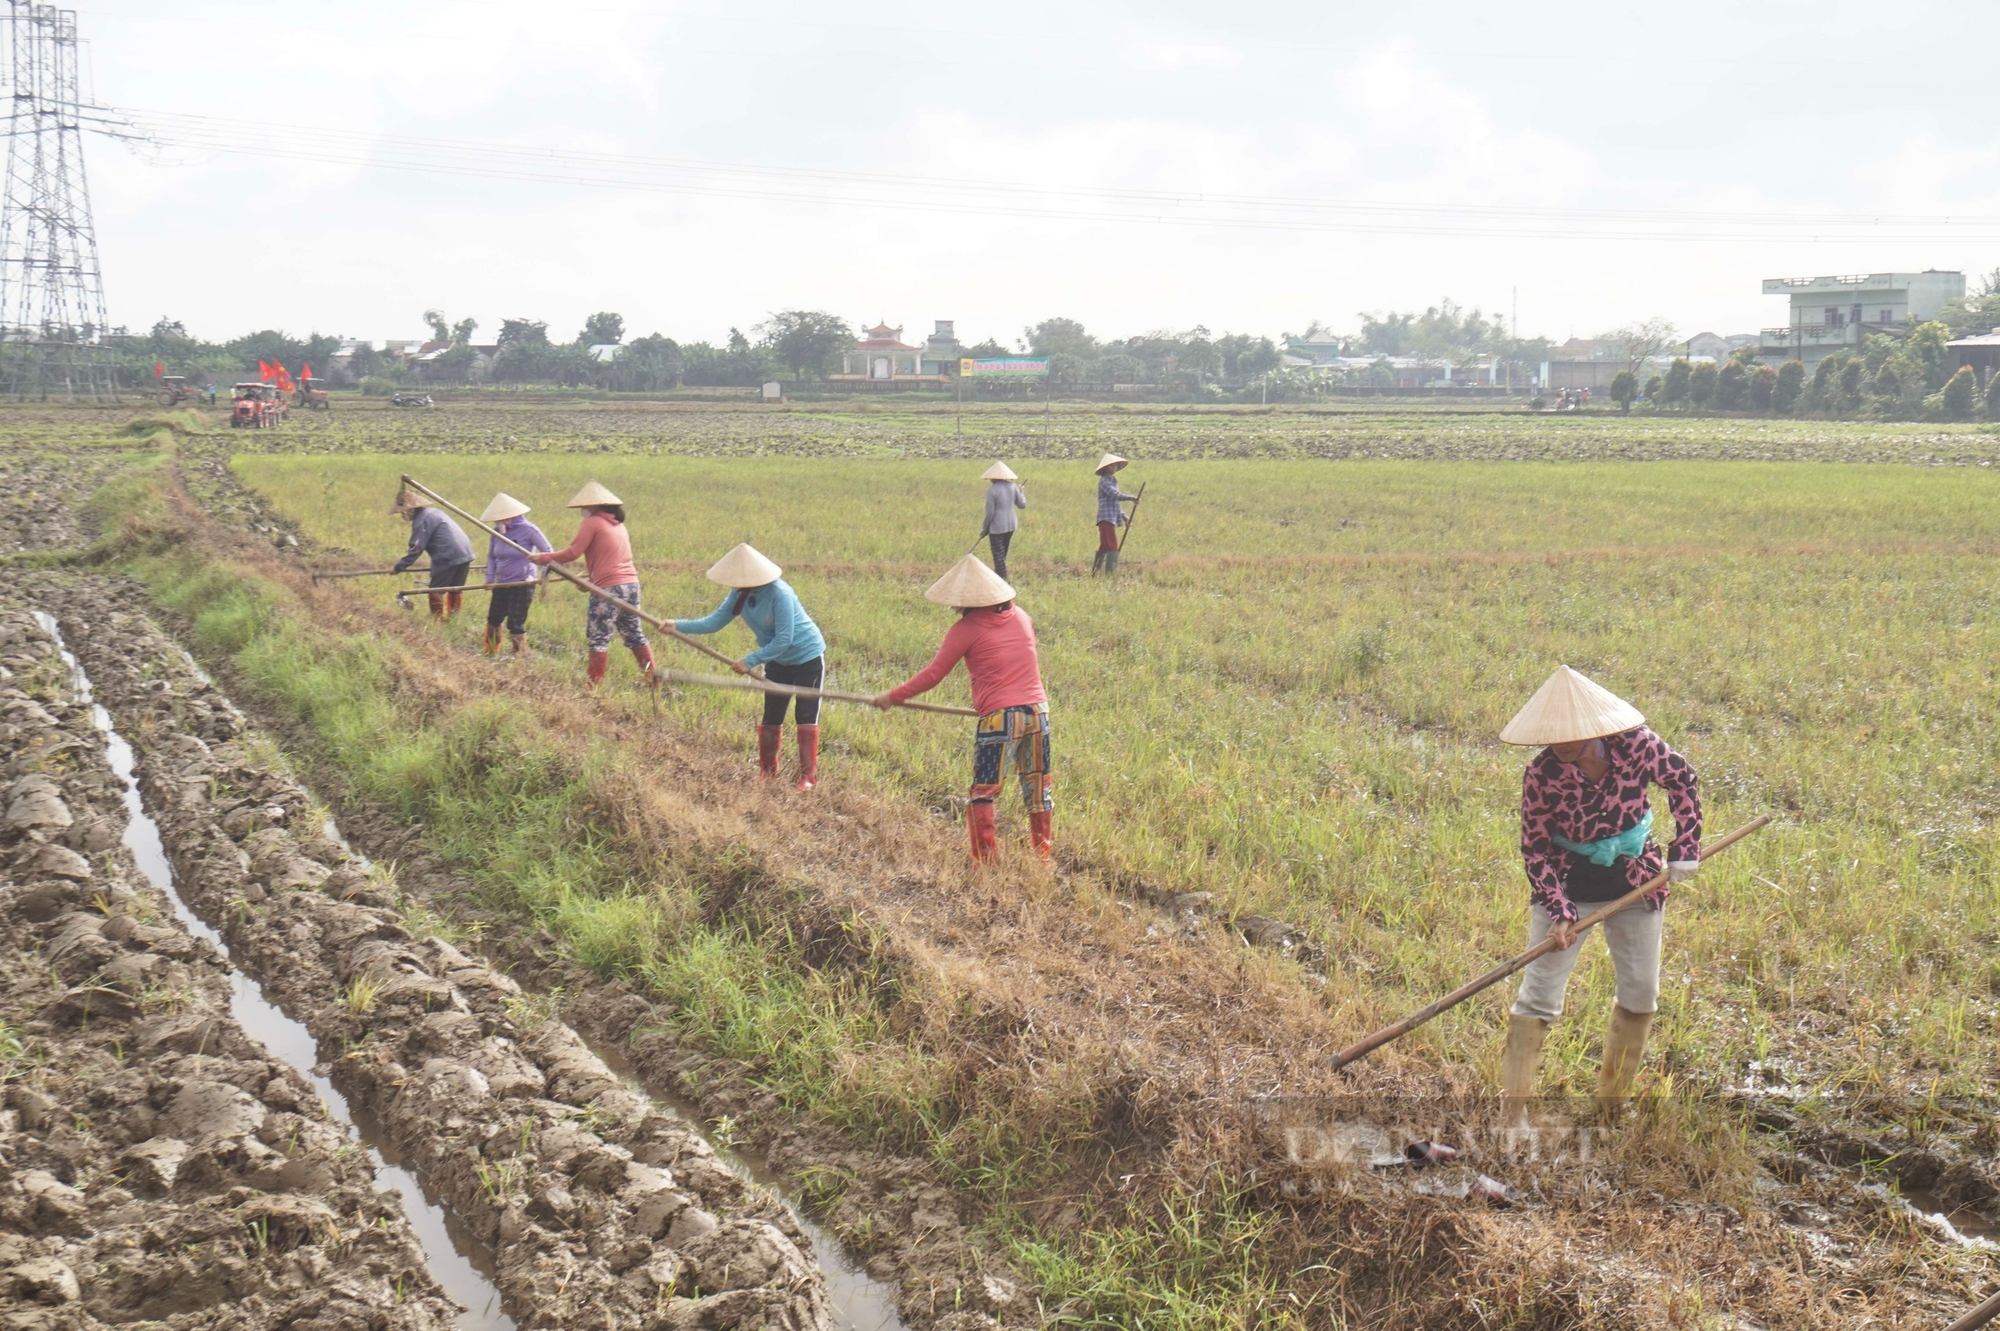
[0,1,115,401]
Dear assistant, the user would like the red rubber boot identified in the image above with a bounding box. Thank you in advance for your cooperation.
[794,725,819,791]
[756,725,782,780]
[509,634,526,656]
[967,801,999,864]
[1029,810,1053,861]
[586,650,609,689]
[482,624,502,656]
[631,642,658,685]
[446,591,464,619]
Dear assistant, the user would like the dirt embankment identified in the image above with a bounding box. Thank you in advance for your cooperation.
[0,605,461,1329]
[24,574,839,1331]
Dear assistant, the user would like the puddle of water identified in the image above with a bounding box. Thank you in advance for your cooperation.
[583,1034,909,1331]
[33,613,514,1331]
[1900,1185,1999,1247]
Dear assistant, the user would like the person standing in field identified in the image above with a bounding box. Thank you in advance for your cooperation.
[530,481,656,689]
[872,555,1051,862]
[391,488,475,620]
[477,491,551,659]
[978,461,1027,580]
[673,543,828,791]
[1498,665,1702,1117]
[1092,453,1137,576]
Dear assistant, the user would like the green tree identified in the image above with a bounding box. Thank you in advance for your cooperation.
[1644,374,1664,400]
[1774,359,1805,413]
[580,311,625,346]
[1940,365,1978,418]
[1025,317,1101,384]
[1609,369,1638,412]
[1837,358,1864,414]
[1871,364,1900,399]
[452,317,477,346]
[1986,371,2000,420]
[1216,333,1279,384]
[1689,361,1718,408]
[1714,361,1748,410]
[1938,267,2000,338]
[1904,321,1951,391]
[1750,364,1777,410]
[1660,357,1691,408]
[757,310,853,379]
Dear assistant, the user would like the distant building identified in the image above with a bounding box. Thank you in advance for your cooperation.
[1758,271,1965,366]
[832,321,946,384]
[1684,331,1757,362]
[1948,328,2000,391]
[920,320,961,376]
[1282,335,1347,366]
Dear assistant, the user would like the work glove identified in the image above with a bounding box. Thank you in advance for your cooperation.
[1667,861,1699,884]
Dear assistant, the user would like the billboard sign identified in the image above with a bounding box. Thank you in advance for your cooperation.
[960,357,1050,377]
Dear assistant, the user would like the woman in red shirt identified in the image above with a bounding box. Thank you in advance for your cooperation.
[531,481,655,689]
[873,555,1051,863]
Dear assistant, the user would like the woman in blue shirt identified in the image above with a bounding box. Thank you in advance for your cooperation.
[674,543,829,790]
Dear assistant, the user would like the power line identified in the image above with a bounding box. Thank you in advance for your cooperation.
[114,107,2000,245]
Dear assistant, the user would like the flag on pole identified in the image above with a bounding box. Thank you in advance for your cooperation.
[259,360,274,382]
[300,363,312,382]
[153,359,163,378]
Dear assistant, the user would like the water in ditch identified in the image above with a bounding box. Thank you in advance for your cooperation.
[36,613,515,1331]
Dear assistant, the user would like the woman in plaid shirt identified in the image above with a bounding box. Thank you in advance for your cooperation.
[1092,453,1137,576]
[1497,666,1702,1116]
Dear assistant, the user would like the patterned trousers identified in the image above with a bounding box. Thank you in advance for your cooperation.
[586,582,648,651]
[970,704,1052,812]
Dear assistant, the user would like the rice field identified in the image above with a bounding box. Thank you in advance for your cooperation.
[235,430,2000,1107]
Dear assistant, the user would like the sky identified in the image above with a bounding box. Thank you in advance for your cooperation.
[59,0,2000,349]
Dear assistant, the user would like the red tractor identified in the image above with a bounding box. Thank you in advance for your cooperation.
[155,375,200,407]
[231,383,289,428]
[294,376,331,411]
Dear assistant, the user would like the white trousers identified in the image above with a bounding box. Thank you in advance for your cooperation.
[1510,902,1664,1022]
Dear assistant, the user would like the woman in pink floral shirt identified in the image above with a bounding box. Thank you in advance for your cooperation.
[1497,666,1702,1115]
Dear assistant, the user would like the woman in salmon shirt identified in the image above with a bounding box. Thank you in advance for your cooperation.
[872,554,1051,863]
[531,481,655,689]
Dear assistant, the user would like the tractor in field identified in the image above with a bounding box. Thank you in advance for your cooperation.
[230,382,289,429]
[294,376,332,411]
[155,375,200,407]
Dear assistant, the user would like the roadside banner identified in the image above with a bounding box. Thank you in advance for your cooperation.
[960,357,1050,377]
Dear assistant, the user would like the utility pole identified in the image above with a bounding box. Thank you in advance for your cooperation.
[0,2,139,401]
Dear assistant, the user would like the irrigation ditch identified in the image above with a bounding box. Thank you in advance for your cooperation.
[2,582,870,1330]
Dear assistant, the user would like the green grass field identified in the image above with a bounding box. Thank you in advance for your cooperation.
[238,443,2000,1102]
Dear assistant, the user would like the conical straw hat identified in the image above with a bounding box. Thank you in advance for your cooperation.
[1095,453,1128,474]
[924,554,1014,607]
[981,461,1018,481]
[389,487,429,514]
[706,543,782,588]
[480,492,531,523]
[1499,666,1646,746]
[566,480,623,508]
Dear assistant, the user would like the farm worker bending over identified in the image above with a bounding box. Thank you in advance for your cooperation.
[978,461,1027,580]
[1499,665,1701,1116]
[478,492,551,659]
[530,481,656,689]
[391,488,475,620]
[673,543,828,791]
[871,555,1051,863]
[1092,453,1136,577]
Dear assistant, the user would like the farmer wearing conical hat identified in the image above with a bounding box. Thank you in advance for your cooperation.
[674,544,828,791]
[530,481,654,689]
[1092,454,1136,577]
[872,555,1051,862]
[978,462,1027,580]
[1499,666,1702,1113]
[478,492,551,659]
[391,486,475,620]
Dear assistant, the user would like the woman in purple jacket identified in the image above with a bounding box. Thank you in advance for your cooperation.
[478,492,551,657]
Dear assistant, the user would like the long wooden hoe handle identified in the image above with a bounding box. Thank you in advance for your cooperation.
[398,474,746,673]
[1326,812,1776,1072]
[1945,1288,2000,1331]
[658,668,977,717]
[1117,481,1147,553]
[393,580,541,597]
[312,563,486,582]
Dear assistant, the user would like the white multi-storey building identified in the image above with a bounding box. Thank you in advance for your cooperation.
[1758,271,1965,366]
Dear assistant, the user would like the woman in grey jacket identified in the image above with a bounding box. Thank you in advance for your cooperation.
[978,462,1027,579]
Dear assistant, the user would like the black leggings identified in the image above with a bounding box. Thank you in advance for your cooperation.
[762,656,824,725]
[987,531,1012,580]
[487,584,533,634]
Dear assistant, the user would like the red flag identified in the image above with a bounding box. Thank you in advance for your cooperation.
[153,359,162,378]
[259,360,273,382]
[300,363,312,382]
[277,367,296,393]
